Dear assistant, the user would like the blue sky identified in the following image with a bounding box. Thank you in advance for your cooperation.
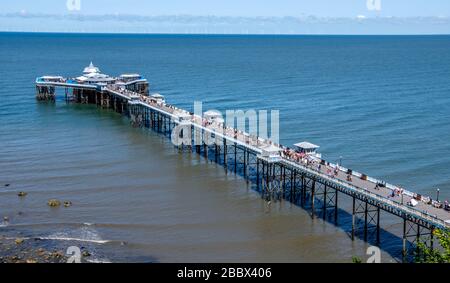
[1,0,450,34]
[2,0,449,17]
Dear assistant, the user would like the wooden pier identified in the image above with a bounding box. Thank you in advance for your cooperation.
[36,64,449,261]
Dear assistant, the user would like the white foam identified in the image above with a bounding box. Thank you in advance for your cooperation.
[38,236,110,244]
[42,225,110,244]
[4,236,31,240]
[2,236,110,244]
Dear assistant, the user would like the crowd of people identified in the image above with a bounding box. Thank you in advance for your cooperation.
[387,187,404,199]
[133,91,450,216]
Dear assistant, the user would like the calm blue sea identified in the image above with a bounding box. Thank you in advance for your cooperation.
[0,33,449,262]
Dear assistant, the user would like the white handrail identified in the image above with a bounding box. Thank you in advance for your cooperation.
[281,158,448,228]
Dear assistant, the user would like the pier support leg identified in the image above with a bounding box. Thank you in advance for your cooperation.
[261,161,266,196]
[376,207,380,245]
[223,139,227,174]
[265,162,271,200]
[334,191,338,224]
[234,143,237,174]
[402,218,407,261]
[364,202,369,242]
[311,179,316,219]
[282,167,286,200]
[351,198,379,243]
[322,185,327,220]
[150,111,154,128]
[300,175,306,206]
[430,227,434,250]
[215,144,219,163]
[243,148,247,180]
[352,196,356,241]
[290,170,294,202]
[256,158,260,191]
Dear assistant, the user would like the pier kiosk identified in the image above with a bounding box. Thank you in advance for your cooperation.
[260,144,282,162]
[258,144,282,200]
[150,93,165,105]
[120,73,149,96]
[39,76,64,83]
[294,141,321,159]
[119,73,141,81]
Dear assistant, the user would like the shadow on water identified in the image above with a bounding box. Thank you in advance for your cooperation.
[151,121,408,261]
[197,146,408,262]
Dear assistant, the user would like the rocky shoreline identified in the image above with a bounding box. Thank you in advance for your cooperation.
[1,188,80,263]
[0,235,69,263]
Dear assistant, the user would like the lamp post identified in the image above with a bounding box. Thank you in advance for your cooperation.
[436,188,440,202]
[339,156,343,167]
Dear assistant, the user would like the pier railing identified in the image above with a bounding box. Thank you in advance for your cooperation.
[35,79,450,230]
[281,158,448,229]
[134,90,449,229]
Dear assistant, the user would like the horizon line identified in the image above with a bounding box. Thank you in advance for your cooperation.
[1,31,450,36]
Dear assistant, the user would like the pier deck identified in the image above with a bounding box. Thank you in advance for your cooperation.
[35,68,449,260]
[132,88,449,228]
